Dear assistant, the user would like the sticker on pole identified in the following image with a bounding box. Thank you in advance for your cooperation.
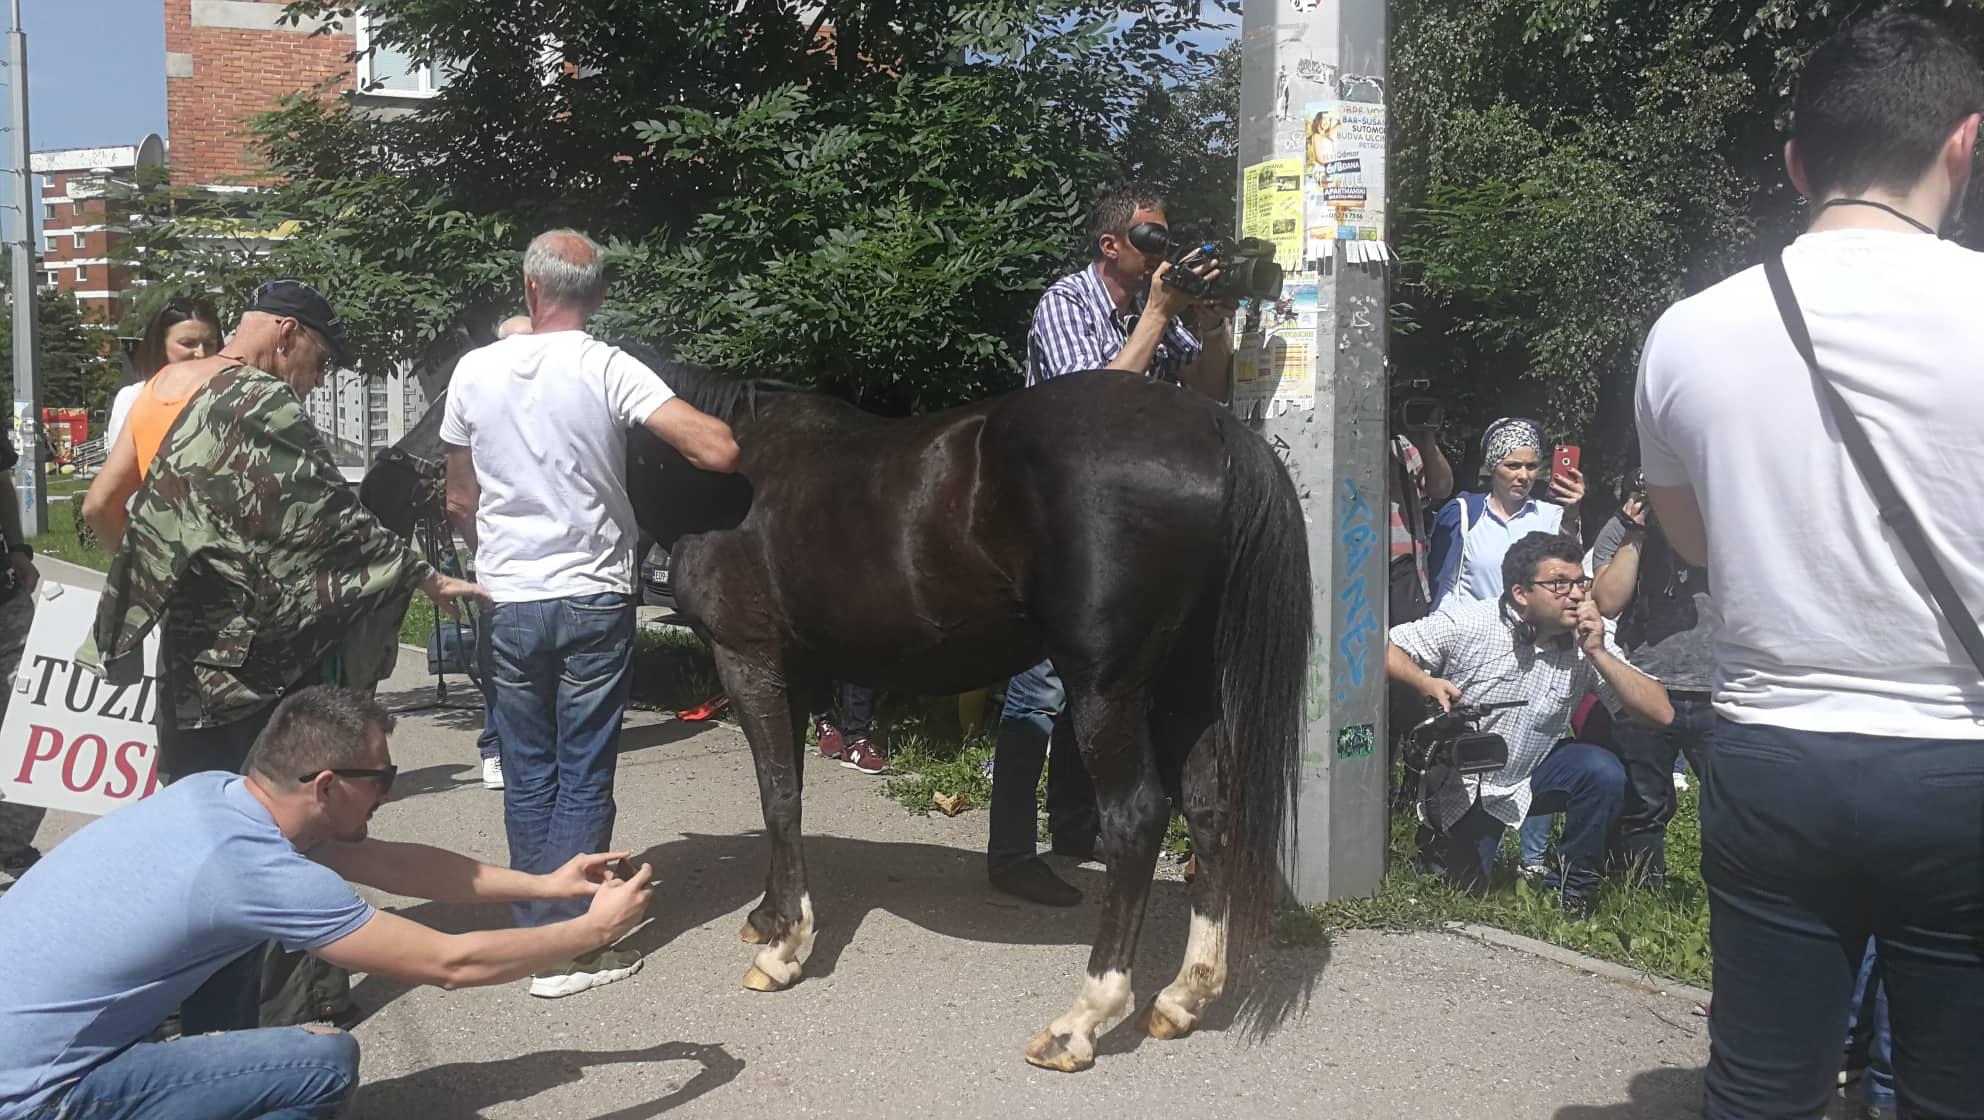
[0,581,164,817]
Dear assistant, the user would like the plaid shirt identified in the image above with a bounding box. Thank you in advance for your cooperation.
[1026,263,1201,385]
[1390,599,1640,831]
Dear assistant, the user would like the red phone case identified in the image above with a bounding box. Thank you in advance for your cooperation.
[1553,445,1581,482]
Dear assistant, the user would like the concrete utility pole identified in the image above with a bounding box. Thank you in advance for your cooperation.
[1237,0,1389,903]
[4,0,40,536]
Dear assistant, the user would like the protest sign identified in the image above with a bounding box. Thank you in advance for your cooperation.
[0,582,163,817]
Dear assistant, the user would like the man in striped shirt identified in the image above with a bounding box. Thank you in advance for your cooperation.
[1024,182,1231,398]
[987,184,1231,907]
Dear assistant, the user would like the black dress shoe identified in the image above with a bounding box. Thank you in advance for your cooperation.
[989,855,1083,907]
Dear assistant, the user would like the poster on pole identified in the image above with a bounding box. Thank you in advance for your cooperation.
[1302,100,1388,258]
[1240,158,1306,272]
[0,582,164,817]
[1233,274,1320,413]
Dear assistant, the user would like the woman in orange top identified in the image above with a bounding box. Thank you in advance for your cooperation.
[81,301,243,547]
[102,298,222,466]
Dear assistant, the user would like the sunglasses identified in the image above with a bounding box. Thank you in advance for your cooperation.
[301,766,398,794]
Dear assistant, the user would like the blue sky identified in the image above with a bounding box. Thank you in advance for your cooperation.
[0,2,162,241]
[6,0,166,150]
[10,0,167,151]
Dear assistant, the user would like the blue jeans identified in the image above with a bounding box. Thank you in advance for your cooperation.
[1845,938,1895,1112]
[987,660,1097,865]
[1702,718,1984,1118]
[1418,741,1625,905]
[1517,811,1554,866]
[487,593,635,927]
[474,615,501,762]
[23,1027,357,1120]
[1612,695,1716,882]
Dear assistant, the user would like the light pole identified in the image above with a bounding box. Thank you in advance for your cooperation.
[1238,0,1390,903]
[5,0,41,535]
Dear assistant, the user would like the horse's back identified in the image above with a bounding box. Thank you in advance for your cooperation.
[675,372,1240,690]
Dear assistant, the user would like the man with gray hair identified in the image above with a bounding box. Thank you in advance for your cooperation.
[0,686,653,1120]
[443,229,737,998]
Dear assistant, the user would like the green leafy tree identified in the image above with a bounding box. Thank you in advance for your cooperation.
[1390,0,1984,483]
[128,0,1235,414]
[1115,40,1243,235]
[0,291,119,413]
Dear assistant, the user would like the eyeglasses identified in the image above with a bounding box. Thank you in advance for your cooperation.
[1527,576,1593,596]
[301,766,398,793]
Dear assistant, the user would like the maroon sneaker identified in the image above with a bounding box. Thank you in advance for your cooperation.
[841,738,888,776]
[815,718,848,761]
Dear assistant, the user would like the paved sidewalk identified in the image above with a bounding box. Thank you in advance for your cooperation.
[21,653,1710,1119]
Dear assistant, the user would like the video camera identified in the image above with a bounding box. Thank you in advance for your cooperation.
[1126,223,1284,303]
[1405,700,1522,780]
[1394,377,1442,433]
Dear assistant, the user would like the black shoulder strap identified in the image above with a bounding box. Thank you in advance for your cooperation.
[1763,249,1984,678]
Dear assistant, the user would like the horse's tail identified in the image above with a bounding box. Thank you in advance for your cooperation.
[1213,419,1311,960]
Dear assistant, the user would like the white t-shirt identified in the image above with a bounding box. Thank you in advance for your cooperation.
[105,382,142,454]
[440,330,676,602]
[1637,229,1984,738]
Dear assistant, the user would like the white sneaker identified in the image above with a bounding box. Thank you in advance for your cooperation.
[528,948,643,998]
[1673,772,1691,792]
[481,756,504,790]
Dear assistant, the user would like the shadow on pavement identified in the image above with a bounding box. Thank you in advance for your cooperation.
[349,831,1328,1049]
[617,720,716,753]
[373,681,719,752]
[1553,1065,1703,1119]
[351,1039,744,1119]
[387,762,481,802]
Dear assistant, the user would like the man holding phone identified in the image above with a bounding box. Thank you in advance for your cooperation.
[1589,473,1717,888]
[0,687,654,1120]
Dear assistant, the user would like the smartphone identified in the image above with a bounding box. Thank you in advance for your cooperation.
[606,857,638,882]
[1552,445,1581,488]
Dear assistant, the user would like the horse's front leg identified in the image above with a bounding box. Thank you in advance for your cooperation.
[710,645,816,992]
[1025,688,1167,1072]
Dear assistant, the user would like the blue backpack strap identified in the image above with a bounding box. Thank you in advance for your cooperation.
[1427,492,1484,610]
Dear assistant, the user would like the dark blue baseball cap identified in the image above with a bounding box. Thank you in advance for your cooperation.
[247,278,352,365]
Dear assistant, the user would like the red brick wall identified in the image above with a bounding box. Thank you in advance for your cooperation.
[164,0,355,187]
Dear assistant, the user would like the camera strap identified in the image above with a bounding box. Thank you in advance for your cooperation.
[1764,249,1984,679]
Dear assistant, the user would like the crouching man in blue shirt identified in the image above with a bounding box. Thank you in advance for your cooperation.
[0,686,654,1120]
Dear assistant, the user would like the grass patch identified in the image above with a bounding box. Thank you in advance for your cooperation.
[30,491,112,571]
[400,595,439,647]
[882,720,997,814]
[1298,788,1711,987]
[628,624,723,714]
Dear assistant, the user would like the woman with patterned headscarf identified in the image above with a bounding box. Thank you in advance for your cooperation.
[1425,417,1585,611]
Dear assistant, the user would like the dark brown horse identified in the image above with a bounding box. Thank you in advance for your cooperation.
[625,354,1311,1072]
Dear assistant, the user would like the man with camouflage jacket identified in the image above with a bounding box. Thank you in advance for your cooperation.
[88,281,485,771]
[83,279,486,1031]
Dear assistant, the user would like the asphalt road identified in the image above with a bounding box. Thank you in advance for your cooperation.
[19,645,1714,1119]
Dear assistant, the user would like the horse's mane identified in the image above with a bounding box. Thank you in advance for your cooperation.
[614,340,793,427]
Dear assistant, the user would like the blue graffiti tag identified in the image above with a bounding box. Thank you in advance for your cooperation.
[1334,478,1380,703]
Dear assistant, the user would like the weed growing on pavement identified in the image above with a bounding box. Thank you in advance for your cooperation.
[882,725,997,812]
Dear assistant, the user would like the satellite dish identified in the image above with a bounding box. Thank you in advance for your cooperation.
[136,133,166,169]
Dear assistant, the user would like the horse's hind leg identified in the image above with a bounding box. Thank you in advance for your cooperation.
[710,645,816,992]
[1025,688,1167,1073]
[1143,717,1228,1041]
